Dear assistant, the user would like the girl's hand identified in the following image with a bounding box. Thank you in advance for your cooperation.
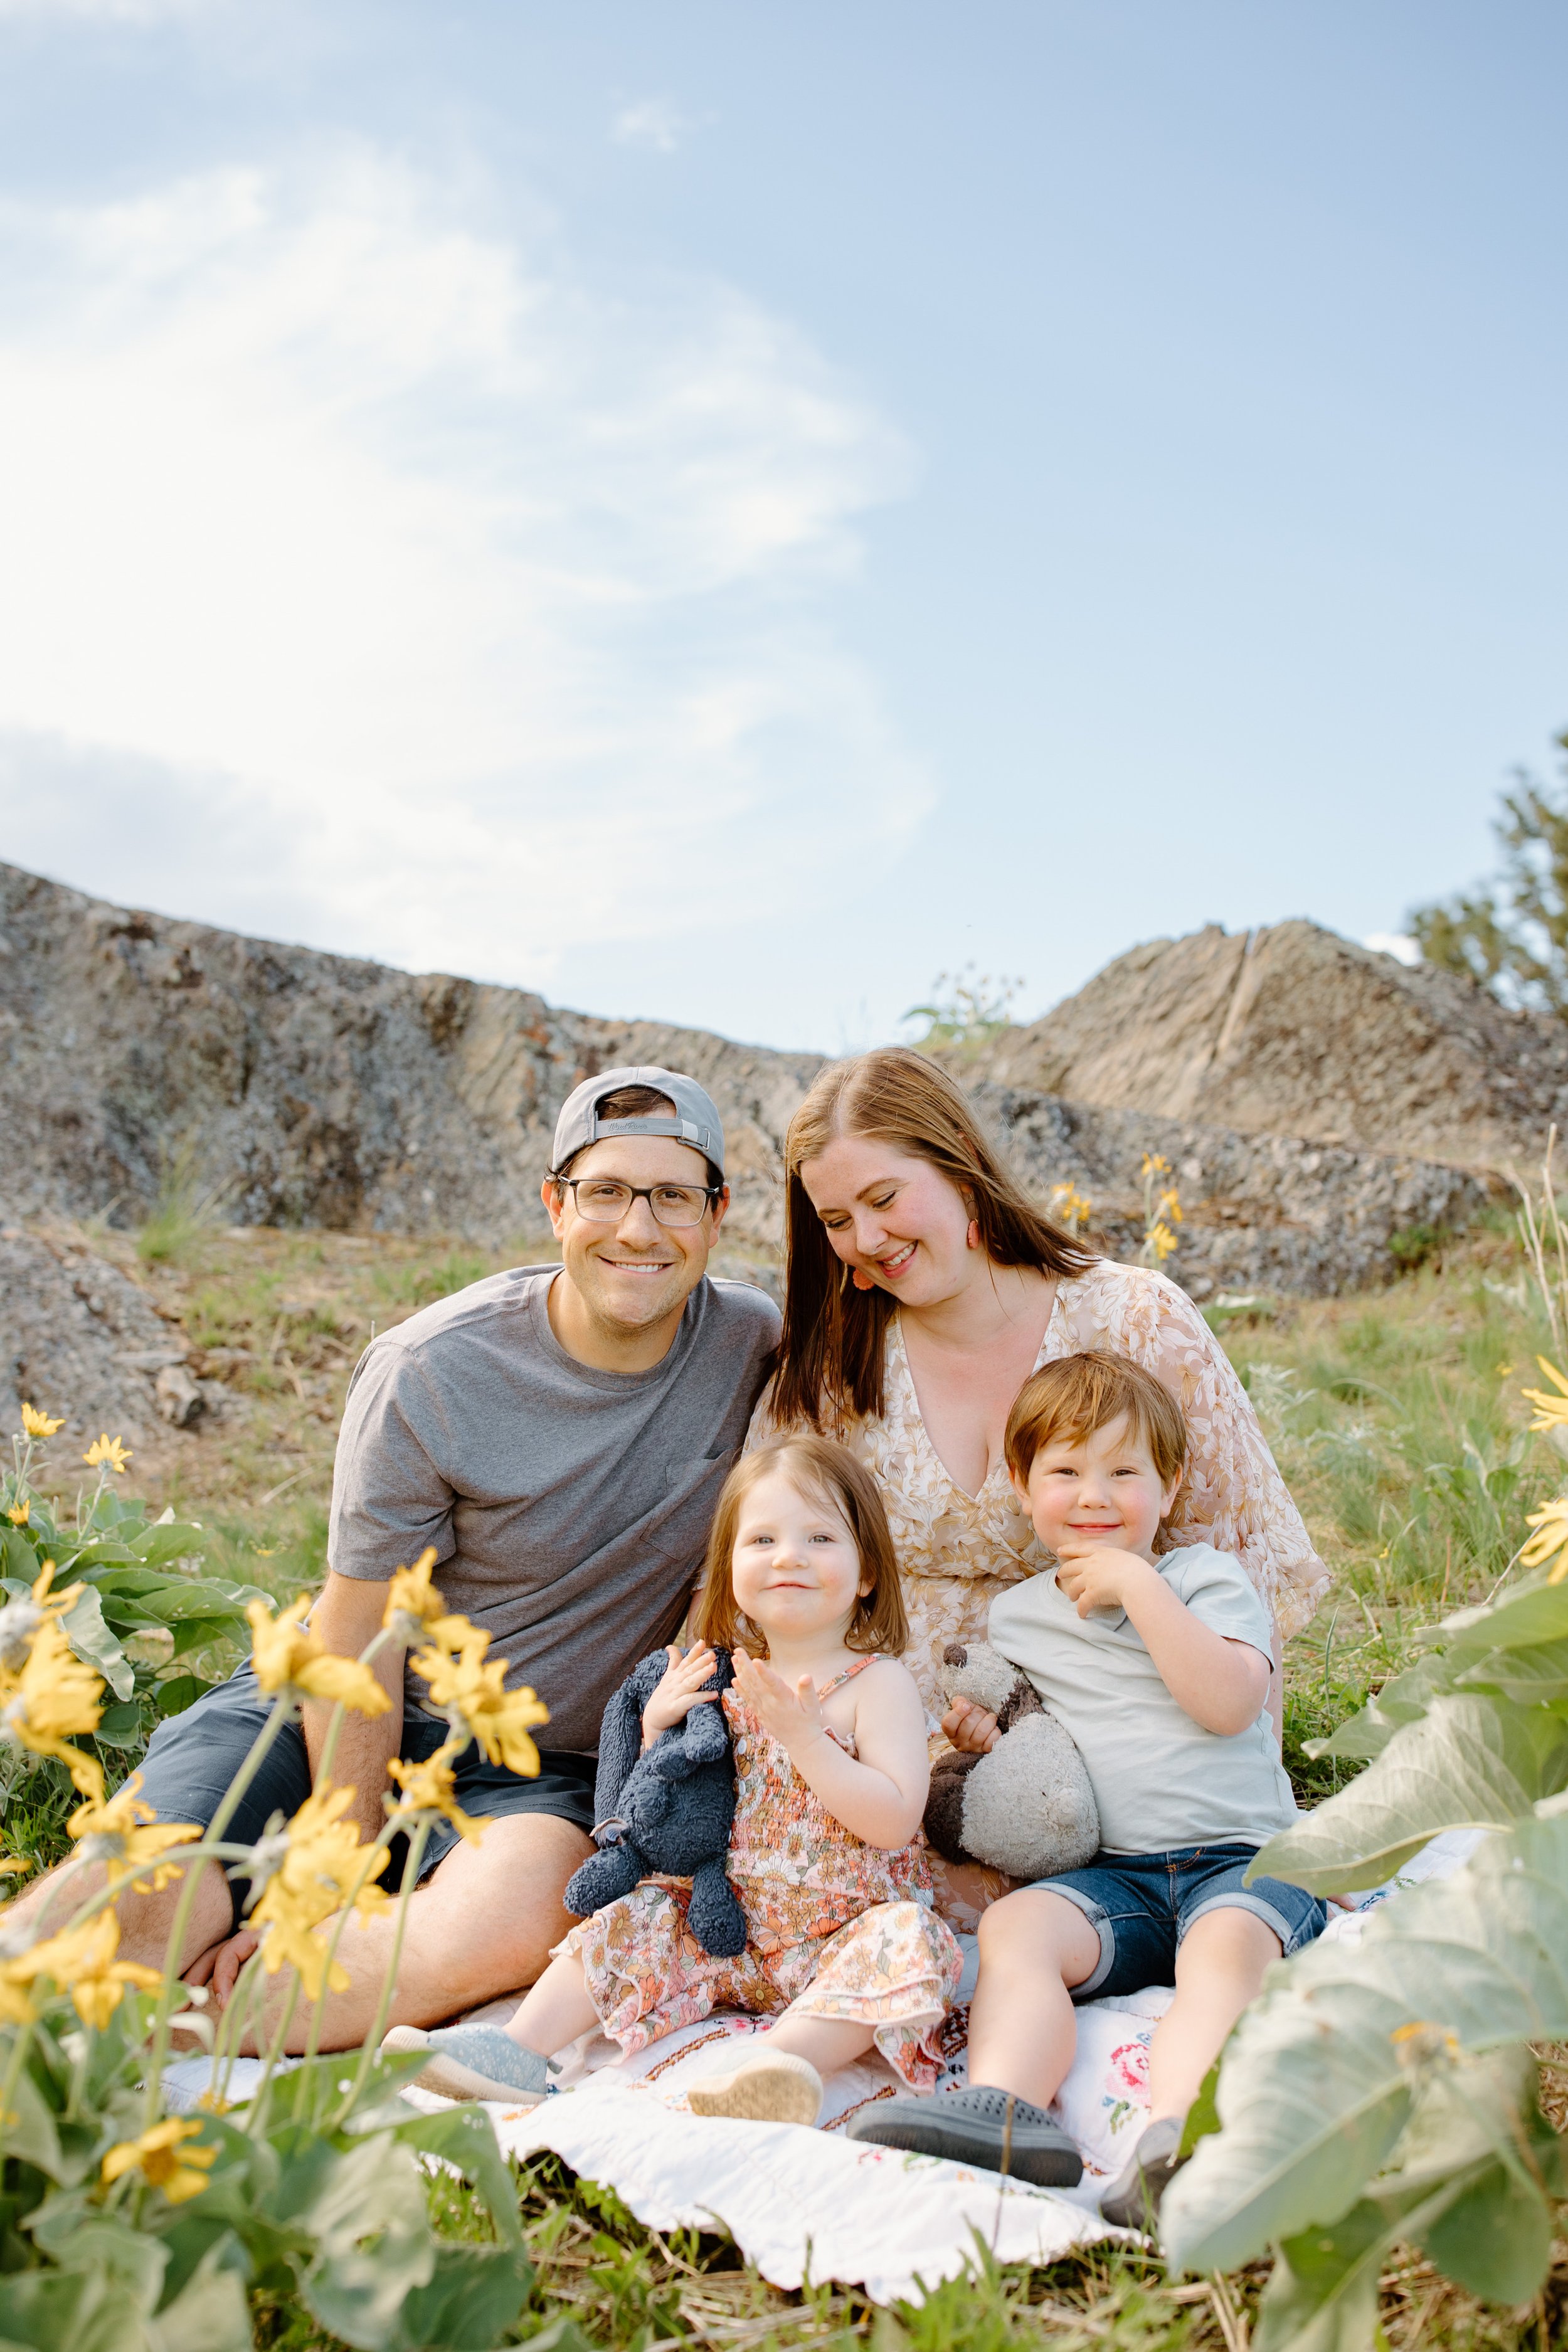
[640,1643,721,1748]
[733,1646,827,1757]
[941,1696,1000,1756]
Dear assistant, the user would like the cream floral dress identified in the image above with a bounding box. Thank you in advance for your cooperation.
[750,1259,1328,1733]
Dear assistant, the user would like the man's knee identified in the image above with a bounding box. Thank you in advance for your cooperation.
[416,1814,593,1967]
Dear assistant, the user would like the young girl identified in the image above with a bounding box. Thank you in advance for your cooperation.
[387,1435,962,2125]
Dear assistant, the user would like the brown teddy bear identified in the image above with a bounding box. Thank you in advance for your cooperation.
[923,1641,1100,1882]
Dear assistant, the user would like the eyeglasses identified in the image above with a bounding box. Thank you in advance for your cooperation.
[554,1177,720,1229]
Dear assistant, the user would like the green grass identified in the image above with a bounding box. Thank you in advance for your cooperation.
[16,1211,1568,2346]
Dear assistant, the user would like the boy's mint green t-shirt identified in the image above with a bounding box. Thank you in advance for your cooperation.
[986,1544,1298,1855]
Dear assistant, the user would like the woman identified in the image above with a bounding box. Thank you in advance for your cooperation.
[756,1048,1327,1777]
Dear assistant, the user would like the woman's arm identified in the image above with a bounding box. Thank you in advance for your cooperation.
[731,1652,929,1847]
[1102,1267,1329,1640]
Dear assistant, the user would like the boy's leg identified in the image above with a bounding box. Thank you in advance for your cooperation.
[967,1887,1103,2105]
[1147,1903,1281,2119]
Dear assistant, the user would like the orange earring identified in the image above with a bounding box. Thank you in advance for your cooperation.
[851,1268,876,1291]
[967,1219,981,1249]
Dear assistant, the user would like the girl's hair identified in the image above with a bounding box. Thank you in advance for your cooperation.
[771,1047,1098,1429]
[1004,1350,1187,1491]
[693,1434,908,1656]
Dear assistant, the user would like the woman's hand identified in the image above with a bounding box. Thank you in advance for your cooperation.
[640,1643,722,1749]
[940,1696,1000,1755]
[732,1646,827,1758]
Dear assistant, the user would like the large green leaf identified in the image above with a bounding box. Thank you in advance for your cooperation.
[56,1585,133,1702]
[299,2137,435,2351]
[392,2105,526,2251]
[1305,1651,1461,1765]
[1250,1694,1568,1893]
[387,2243,533,2352]
[1427,1574,1568,1663]
[147,2249,253,2352]
[1163,1809,1568,2282]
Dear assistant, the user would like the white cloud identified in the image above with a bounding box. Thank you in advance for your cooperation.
[0,149,926,987]
[613,100,692,156]
[1364,931,1422,967]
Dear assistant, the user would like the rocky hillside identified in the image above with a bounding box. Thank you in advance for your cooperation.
[970,919,1568,1170]
[0,862,1496,1430]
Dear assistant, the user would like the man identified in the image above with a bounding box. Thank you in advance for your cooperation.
[13,1067,779,2051]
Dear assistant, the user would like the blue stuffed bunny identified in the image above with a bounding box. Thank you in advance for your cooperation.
[564,1644,745,1958]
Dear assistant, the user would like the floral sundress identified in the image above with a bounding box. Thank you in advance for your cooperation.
[558,1660,963,2091]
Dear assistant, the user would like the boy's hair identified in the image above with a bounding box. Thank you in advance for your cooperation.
[1004,1351,1188,1493]
[693,1433,908,1657]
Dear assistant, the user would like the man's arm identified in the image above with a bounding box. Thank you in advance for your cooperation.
[302,1571,407,1846]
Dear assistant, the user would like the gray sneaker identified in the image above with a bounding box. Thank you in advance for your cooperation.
[846,2083,1083,2187]
[381,2023,552,2105]
[1099,2112,1189,2232]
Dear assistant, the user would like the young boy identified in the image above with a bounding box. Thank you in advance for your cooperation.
[849,1350,1323,2227]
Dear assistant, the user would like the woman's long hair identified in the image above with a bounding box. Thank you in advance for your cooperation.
[772,1047,1097,1430]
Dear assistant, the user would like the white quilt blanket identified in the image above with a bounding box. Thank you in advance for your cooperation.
[166,1831,1480,2306]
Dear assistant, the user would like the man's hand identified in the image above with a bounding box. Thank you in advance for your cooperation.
[185,1928,261,2008]
[1055,1542,1160,1619]
[732,1647,827,1758]
[641,1643,723,1747]
[941,1696,1000,1755]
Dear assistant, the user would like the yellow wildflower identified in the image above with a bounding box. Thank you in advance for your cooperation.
[82,1434,132,1475]
[386,1745,488,1844]
[6,1500,28,1527]
[250,1783,393,2000]
[1156,1187,1184,1227]
[411,1620,548,1777]
[68,1774,199,1893]
[19,1404,62,1438]
[0,1613,105,1799]
[101,2117,216,2205]
[383,1545,447,1641]
[1141,1153,1170,1177]
[9,1908,162,2030]
[1146,1222,1179,1264]
[1522,1358,1568,1434]
[1048,1183,1093,1234]
[246,1595,391,1716]
[1522,1496,1568,1584]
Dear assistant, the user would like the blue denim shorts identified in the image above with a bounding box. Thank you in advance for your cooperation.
[1027,1844,1327,2001]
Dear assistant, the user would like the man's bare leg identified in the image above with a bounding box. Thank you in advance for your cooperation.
[212,1811,593,2054]
[5,1851,233,1978]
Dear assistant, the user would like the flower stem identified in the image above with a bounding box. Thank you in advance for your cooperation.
[141,1699,291,2127]
[332,1816,430,2127]
[0,2018,36,2139]
[302,1825,396,2069]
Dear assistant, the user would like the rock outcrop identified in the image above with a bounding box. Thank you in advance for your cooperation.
[970,921,1568,1172]
[0,861,816,1258]
[0,865,1498,1309]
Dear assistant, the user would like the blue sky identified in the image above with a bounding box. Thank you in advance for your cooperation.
[0,1,1564,1052]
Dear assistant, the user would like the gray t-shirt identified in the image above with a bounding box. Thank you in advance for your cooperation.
[987,1544,1298,1854]
[328,1266,780,1754]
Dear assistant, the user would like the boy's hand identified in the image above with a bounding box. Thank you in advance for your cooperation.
[733,1646,827,1757]
[640,1643,721,1747]
[941,1697,1000,1755]
[1055,1542,1158,1618]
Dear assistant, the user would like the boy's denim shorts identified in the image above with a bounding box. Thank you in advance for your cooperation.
[1027,1843,1327,2001]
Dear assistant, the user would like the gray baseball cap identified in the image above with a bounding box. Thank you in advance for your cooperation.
[550,1066,726,1179]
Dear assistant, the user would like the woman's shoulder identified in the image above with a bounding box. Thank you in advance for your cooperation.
[1056,1257,1208,1341]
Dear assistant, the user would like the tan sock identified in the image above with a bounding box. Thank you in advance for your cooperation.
[686,2047,824,2127]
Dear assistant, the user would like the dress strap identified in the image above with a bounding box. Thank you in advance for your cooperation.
[816,1655,884,1702]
